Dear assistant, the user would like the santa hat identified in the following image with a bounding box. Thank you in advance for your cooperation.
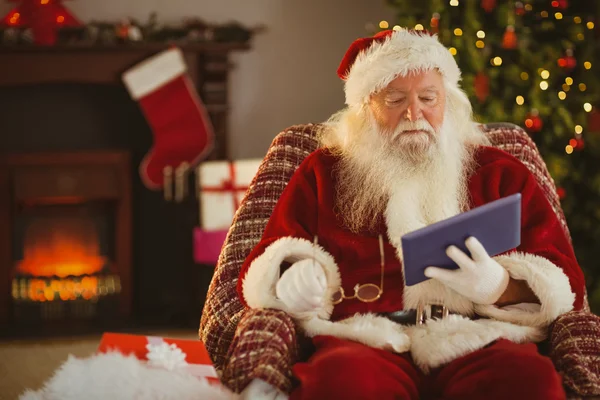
[338,29,461,107]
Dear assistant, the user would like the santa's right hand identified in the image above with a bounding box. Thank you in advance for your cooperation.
[275,258,327,318]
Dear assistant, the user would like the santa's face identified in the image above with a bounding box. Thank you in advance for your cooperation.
[368,70,446,158]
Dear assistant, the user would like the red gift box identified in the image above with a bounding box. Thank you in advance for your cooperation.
[98,332,220,384]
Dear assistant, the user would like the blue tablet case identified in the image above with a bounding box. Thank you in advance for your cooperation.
[401,193,522,286]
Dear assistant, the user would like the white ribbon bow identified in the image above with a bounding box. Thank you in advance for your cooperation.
[145,336,219,379]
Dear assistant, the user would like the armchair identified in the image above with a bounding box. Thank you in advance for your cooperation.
[199,123,600,398]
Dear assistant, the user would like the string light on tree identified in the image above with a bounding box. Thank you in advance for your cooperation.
[558,91,567,100]
[481,0,497,13]
[579,83,587,91]
[415,24,424,30]
[515,1,525,16]
[574,16,582,24]
[491,56,503,66]
[520,72,529,80]
[555,12,563,20]
[430,13,440,33]
[584,103,593,112]
[540,69,550,79]
[575,125,583,134]
[449,0,459,6]
[516,95,525,105]
[379,20,389,29]
[474,72,490,102]
[556,0,569,9]
[540,81,549,90]
[584,61,592,69]
[525,109,543,133]
[454,28,463,36]
[502,25,517,49]
[587,21,595,30]
[569,137,585,151]
[565,144,574,154]
[558,49,577,70]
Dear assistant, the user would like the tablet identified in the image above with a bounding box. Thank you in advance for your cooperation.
[401,193,521,286]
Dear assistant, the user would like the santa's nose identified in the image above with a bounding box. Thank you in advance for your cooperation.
[405,102,423,121]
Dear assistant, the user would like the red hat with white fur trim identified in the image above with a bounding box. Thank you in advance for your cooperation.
[337,29,461,107]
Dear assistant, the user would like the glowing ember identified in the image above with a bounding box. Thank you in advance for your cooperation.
[12,275,121,302]
[16,217,106,278]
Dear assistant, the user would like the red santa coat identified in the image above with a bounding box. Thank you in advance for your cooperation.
[238,146,585,371]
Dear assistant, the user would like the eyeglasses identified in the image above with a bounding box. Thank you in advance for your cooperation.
[330,234,385,304]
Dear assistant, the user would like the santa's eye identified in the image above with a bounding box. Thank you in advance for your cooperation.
[386,98,405,105]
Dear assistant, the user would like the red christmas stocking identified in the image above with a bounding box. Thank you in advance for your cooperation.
[122,47,214,190]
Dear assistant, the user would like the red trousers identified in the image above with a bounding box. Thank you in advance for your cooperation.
[290,336,565,400]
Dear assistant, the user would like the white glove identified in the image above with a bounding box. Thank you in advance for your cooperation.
[424,237,510,305]
[275,258,327,318]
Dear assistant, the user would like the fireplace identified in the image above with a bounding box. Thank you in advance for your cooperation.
[0,43,248,337]
[1,152,131,334]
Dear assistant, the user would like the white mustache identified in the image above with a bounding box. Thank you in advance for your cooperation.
[391,120,436,140]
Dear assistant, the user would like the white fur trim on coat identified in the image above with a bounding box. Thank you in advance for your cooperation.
[344,30,461,106]
[475,252,575,327]
[407,315,545,373]
[242,237,341,320]
[122,47,187,100]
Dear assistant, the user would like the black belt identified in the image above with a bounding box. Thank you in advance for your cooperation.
[379,304,459,326]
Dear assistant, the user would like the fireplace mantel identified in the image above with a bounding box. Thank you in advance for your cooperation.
[0,42,250,159]
[0,43,249,86]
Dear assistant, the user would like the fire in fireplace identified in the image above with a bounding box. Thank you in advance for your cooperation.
[0,151,132,332]
[12,211,121,306]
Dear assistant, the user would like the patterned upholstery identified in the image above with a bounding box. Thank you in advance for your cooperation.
[199,123,600,397]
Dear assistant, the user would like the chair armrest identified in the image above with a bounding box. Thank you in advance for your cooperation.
[222,308,299,394]
[550,310,600,397]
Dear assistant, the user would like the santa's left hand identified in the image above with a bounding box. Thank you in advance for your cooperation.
[424,237,510,305]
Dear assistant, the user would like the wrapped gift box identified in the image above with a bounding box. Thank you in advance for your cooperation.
[194,159,261,264]
[98,332,220,384]
[198,159,262,230]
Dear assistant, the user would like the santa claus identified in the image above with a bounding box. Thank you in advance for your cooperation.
[237,29,585,400]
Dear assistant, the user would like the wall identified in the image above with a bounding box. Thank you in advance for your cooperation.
[1,0,393,158]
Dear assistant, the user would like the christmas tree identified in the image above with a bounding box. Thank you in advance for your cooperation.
[384,0,600,311]
[1,0,80,45]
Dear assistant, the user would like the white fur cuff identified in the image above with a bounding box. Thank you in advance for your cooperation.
[242,237,341,319]
[475,252,575,328]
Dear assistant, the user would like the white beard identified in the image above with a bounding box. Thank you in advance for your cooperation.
[321,106,476,237]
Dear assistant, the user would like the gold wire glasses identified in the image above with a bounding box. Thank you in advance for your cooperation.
[331,234,385,304]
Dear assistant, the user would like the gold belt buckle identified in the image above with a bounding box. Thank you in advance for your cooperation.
[416,303,449,326]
